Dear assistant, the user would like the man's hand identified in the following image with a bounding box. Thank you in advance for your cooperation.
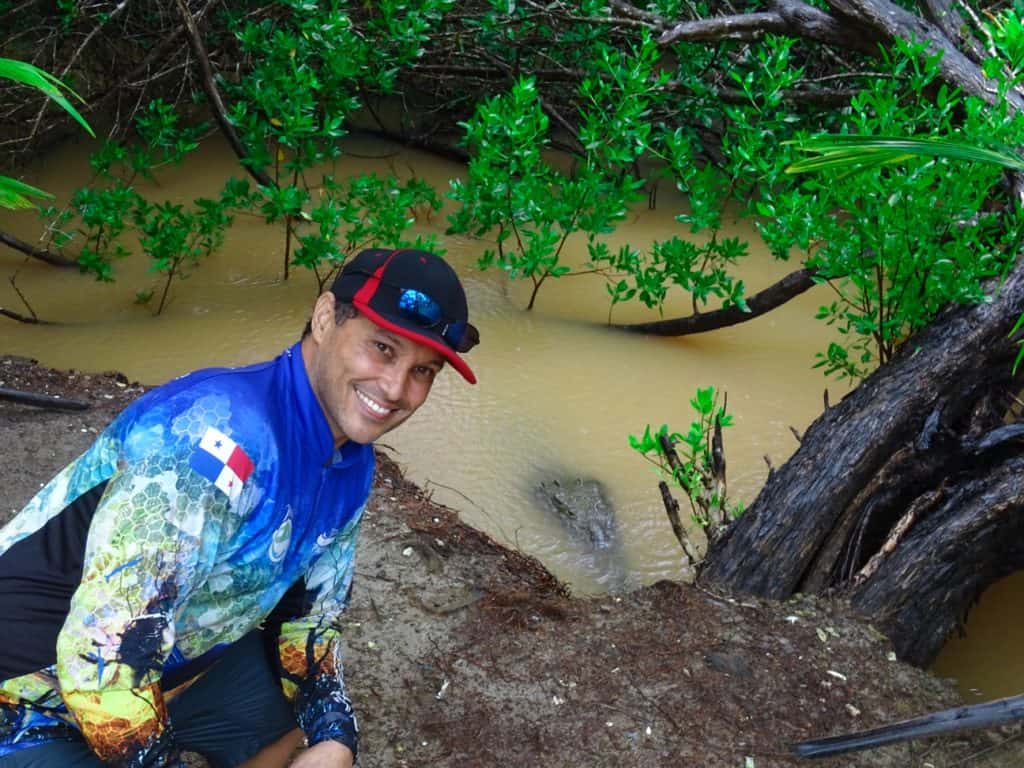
[290,740,355,768]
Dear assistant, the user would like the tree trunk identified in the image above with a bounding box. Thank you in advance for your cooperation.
[700,259,1024,665]
[849,454,1024,665]
[825,0,1024,110]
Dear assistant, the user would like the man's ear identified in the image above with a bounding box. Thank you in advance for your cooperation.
[310,293,337,342]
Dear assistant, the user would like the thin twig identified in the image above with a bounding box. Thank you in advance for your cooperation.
[28,0,130,140]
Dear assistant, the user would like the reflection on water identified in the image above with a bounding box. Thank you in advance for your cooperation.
[0,133,1009,699]
[932,572,1024,701]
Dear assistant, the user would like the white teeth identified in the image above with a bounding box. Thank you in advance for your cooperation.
[356,388,390,416]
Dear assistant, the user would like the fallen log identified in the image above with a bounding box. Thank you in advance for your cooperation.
[0,232,76,268]
[0,387,89,411]
[613,268,818,336]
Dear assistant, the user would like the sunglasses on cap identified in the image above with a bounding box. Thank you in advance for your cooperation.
[349,270,479,353]
[396,288,479,353]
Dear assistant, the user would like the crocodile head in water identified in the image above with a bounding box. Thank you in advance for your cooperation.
[534,477,617,551]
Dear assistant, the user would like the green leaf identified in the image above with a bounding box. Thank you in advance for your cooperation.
[1011,312,1024,375]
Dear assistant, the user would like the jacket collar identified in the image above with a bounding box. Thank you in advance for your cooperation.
[283,342,335,465]
[282,342,371,469]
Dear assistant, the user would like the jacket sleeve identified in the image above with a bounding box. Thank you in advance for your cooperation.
[56,443,230,768]
[275,510,364,760]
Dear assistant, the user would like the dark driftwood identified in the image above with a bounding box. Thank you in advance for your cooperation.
[613,268,817,335]
[793,692,1024,759]
[658,481,687,554]
[0,232,76,267]
[700,257,1024,665]
[0,387,89,411]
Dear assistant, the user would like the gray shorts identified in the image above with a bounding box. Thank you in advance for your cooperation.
[2,630,298,768]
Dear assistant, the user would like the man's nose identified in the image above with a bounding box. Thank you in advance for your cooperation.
[379,367,407,402]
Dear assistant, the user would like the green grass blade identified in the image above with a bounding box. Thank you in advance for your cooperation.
[0,58,95,137]
[0,175,54,209]
[786,135,1024,174]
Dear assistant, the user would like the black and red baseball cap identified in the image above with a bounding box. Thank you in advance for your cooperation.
[330,248,479,384]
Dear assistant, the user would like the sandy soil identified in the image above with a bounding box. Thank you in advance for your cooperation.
[1,354,1022,767]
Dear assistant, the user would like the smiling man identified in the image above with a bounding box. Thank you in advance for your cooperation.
[0,249,478,768]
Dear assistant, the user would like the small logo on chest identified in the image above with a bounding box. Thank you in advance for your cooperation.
[315,529,338,549]
[269,513,293,563]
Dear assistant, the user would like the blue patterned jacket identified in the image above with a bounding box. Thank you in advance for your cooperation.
[0,342,373,766]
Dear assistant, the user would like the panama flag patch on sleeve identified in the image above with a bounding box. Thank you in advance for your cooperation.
[190,426,255,503]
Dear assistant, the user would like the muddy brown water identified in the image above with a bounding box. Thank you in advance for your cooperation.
[1,133,1018,701]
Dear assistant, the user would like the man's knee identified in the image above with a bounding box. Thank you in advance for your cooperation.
[169,631,298,766]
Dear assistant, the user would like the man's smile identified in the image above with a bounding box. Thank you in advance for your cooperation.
[354,387,394,418]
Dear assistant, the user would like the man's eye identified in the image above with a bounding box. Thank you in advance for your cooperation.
[416,366,437,381]
[374,341,392,355]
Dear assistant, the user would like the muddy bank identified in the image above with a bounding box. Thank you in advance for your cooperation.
[1,355,1021,767]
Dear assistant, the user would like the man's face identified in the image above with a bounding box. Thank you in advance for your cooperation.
[304,295,445,445]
